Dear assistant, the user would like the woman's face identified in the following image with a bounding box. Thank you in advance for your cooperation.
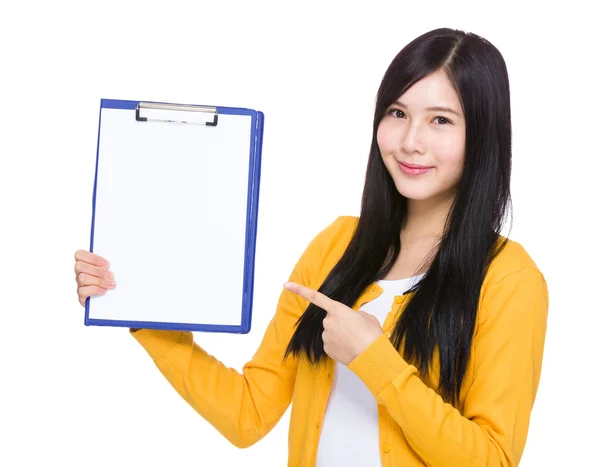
[377,69,466,204]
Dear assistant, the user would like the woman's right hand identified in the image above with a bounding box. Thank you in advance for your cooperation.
[74,250,116,307]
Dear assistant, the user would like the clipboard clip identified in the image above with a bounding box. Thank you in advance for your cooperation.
[135,102,219,126]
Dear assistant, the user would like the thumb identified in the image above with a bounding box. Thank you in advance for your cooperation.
[359,310,376,321]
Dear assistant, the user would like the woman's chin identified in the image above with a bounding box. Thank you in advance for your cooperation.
[395,183,436,201]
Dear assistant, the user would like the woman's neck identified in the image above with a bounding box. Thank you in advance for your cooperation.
[402,194,454,244]
[382,193,456,280]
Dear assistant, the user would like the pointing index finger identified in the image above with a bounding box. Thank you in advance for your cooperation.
[283,282,337,314]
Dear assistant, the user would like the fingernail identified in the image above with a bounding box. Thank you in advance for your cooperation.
[105,271,114,279]
[106,281,116,288]
[102,260,110,267]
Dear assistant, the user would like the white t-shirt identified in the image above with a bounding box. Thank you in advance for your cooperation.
[315,274,424,467]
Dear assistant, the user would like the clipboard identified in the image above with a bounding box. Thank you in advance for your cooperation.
[84,98,264,333]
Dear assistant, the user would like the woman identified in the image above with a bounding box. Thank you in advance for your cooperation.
[74,27,548,466]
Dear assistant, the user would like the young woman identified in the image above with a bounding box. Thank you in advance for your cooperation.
[74,27,548,467]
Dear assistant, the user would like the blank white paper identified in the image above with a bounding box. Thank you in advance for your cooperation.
[88,107,254,327]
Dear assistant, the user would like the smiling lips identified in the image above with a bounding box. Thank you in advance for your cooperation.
[398,161,434,175]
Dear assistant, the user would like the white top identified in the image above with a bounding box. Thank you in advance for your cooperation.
[315,274,424,467]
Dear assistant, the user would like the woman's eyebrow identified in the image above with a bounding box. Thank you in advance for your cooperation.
[394,100,462,117]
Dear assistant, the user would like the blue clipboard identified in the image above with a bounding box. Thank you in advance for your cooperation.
[85,98,264,333]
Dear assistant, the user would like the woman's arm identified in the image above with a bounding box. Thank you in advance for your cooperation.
[347,267,549,466]
[130,298,297,449]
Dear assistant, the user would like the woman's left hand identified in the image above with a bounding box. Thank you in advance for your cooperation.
[283,281,384,365]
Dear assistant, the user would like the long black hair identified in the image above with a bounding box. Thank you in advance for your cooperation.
[284,28,512,405]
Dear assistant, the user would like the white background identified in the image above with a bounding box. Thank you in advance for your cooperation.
[1,1,598,465]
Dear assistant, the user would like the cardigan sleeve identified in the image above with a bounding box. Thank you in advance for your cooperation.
[347,267,549,467]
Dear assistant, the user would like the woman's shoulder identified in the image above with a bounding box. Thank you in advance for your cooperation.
[296,215,358,282]
[485,235,545,284]
[303,215,359,257]
[479,235,548,322]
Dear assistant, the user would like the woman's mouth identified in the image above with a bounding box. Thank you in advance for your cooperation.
[398,161,434,176]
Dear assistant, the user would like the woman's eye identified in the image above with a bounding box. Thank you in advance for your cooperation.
[433,116,451,125]
[390,109,405,118]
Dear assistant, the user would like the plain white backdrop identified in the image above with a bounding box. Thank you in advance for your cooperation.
[1,1,598,465]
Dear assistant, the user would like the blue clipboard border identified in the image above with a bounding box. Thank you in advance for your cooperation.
[84,98,263,334]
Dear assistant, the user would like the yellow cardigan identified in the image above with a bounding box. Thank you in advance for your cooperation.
[131,216,548,466]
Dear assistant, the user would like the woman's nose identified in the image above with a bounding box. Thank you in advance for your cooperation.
[401,122,425,155]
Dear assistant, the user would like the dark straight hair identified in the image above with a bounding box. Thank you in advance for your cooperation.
[284,28,512,405]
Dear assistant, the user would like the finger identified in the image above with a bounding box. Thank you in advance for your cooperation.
[283,282,339,314]
[75,260,114,281]
[323,340,332,358]
[74,250,110,268]
[77,272,116,290]
[78,285,107,307]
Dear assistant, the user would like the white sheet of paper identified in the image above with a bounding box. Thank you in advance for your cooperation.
[88,107,253,327]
